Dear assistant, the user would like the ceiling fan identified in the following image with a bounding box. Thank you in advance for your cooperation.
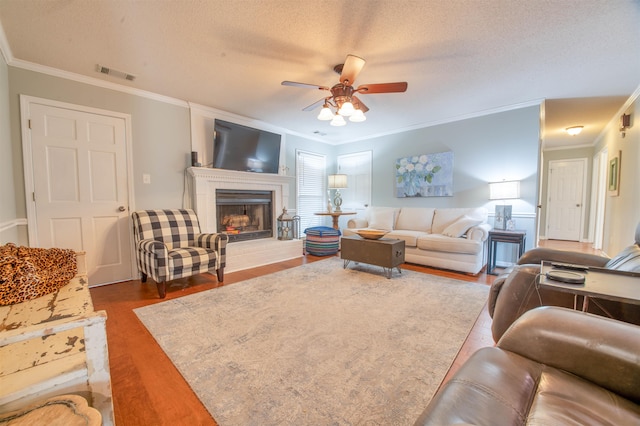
[281,54,408,126]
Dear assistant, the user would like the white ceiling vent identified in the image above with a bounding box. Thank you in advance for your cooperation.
[96,64,136,81]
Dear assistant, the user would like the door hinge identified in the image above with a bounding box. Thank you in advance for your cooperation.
[28,119,32,129]
[32,192,36,202]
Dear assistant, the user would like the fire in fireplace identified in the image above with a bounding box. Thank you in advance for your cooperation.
[216,189,274,242]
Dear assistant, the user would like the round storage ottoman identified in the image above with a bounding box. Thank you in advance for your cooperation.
[304,226,341,256]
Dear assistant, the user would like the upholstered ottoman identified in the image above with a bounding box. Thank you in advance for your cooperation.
[304,226,341,256]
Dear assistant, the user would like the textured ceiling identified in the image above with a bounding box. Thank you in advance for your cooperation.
[1,0,638,147]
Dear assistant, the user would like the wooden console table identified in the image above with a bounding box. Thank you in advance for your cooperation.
[314,211,356,230]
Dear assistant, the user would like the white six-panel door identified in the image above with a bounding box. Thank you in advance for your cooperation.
[23,97,133,285]
[546,158,587,241]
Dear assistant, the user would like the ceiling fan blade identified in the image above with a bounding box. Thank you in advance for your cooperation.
[339,54,366,85]
[352,96,369,113]
[281,81,330,91]
[302,98,327,111]
[356,82,408,94]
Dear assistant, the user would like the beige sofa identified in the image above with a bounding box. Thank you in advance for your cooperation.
[343,206,490,274]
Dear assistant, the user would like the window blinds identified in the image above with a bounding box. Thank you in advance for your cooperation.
[296,151,326,232]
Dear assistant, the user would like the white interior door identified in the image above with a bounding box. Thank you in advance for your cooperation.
[546,158,587,241]
[337,151,372,217]
[23,98,133,285]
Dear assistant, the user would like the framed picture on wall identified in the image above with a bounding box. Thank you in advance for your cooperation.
[608,150,621,196]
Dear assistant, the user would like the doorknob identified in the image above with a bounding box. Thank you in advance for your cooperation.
[118,206,126,212]
[576,204,581,207]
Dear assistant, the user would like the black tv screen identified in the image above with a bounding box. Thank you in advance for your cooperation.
[212,119,281,173]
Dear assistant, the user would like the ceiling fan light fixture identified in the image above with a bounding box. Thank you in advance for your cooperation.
[330,114,346,126]
[565,126,584,136]
[338,101,355,116]
[317,105,334,121]
[349,109,366,122]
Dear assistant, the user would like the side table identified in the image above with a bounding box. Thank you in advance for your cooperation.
[487,229,526,275]
[539,261,640,312]
[314,211,356,230]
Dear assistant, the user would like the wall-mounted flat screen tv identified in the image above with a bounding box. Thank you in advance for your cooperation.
[212,119,281,174]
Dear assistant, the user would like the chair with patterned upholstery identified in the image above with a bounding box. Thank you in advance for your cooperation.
[131,209,228,298]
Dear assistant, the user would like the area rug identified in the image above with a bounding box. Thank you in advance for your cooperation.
[134,258,489,425]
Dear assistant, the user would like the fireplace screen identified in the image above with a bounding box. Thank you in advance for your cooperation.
[216,189,273,242]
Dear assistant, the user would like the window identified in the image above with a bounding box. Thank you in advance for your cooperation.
[296,150,326,231]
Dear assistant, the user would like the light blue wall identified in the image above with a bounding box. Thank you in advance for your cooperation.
[0,52,24,243]
[4,64,541,264]
[335,106,541,253]
[8,67,192,215]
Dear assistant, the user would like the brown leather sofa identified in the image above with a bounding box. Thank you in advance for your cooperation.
[414,306,640,425]
[488,222,640,341]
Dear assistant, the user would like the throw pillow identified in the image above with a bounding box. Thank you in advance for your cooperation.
[442,215,483,238]
[395,207,435,232]
[368,207,396,231]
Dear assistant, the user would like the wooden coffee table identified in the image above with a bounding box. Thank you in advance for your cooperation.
[341,236,405,278]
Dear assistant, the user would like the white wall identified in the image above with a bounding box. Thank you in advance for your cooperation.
[593,91,640,256]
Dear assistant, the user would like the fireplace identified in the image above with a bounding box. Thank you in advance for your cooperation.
[216,189,273,242]
[187,167,302,273]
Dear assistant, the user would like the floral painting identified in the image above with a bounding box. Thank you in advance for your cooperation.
[395,151,454,197]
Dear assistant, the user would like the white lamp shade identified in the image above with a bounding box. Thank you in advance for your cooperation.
[328,174,348,189]
[489,180,520,200]
[349,109,366,122]
[317,106,334,121]
[338,101,355,116]
[330,114,346,126]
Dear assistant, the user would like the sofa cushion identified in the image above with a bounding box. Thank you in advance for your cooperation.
[386,230,429,247]
[395,207,435,233]
[432,207,487,234]
[368,207,397,231]
[417,234,482,255]
[442,215,483,237]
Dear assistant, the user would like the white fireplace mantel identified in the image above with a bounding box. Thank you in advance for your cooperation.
[186,167,302,273]
[187,167,295,234]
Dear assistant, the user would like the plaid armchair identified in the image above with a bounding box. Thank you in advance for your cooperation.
[132,209,228,298]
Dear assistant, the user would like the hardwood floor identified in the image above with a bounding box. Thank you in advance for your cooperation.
[89,239,598,425]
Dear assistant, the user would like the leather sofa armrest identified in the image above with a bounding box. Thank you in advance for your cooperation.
[466,223,491,241]
[347,218,368,229]
[517,247,609,267]
[487,268,513,317]
[498,306,640,404]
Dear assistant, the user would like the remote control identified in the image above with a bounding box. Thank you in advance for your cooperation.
[550,262,589,271]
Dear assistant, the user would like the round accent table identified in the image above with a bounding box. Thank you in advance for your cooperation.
[314,211,356,230]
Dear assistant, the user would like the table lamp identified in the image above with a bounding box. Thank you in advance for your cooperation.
[328,174,348,212]
[489,180,520,230]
